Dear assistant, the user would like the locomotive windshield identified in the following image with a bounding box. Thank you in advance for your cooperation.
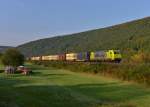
[114,50,120,54]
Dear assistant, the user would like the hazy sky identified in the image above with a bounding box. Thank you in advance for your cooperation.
[0,0,150,46]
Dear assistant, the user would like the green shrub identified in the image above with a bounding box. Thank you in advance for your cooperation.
[31,61,150,85]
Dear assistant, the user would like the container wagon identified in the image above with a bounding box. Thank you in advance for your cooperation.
[90,51,106,61]
[31,56,41,61]
[49,55,59,61]
[42,56,51,61]
[42,55,59,61]
[58,54,66,61]
[76,52,90,61]
[66,53,77,61]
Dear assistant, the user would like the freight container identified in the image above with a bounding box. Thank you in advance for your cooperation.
[76,52,90,61]
[41,55,59,61]
[42,56,50,61]
[49,55,59,61]
[31,56,41,61]
[66,53,77,61]
[90,51,107,61]
[58,54,66,61]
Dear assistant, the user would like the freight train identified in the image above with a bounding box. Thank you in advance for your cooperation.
[30,50,122,63]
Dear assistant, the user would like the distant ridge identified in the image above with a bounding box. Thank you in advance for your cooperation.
[18,17,150,56]
[0,46,13,53]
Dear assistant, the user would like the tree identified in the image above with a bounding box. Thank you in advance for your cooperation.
[1,48,24,67]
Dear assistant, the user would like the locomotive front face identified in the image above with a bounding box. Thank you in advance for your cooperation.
[106,50,122,62]
[112,50,122,62]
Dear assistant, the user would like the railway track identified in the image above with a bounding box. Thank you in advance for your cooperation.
[44,60,122,65]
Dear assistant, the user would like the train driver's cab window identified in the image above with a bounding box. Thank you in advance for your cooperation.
[114,51,120,54]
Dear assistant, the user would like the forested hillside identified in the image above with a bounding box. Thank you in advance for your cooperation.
[18,17,150,57]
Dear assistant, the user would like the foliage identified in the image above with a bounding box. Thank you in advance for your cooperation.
[18,17,150,57]
[1,48,25,67]
[130,51,150,63]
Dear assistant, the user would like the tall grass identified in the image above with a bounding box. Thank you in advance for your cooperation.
[32,61,150,85]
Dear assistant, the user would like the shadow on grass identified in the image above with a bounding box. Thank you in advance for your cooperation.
[31,71,69,77]
[27,65,53,70]
[0,64,150,107]
[0,70,4,73]
[0,76,32,87]
[0,77,150,107]
[14,84,150,107]
[69,83,150,103]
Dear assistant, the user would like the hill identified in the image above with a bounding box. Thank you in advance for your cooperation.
[0,46,12,53]
[18,17,150,57]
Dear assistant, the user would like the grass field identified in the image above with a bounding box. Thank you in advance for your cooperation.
[0,64,150,107]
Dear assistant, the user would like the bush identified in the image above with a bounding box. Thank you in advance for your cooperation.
[131,52,150,63]
[31,61,150,85]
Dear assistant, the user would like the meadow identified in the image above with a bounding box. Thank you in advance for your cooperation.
[0,63,150,107]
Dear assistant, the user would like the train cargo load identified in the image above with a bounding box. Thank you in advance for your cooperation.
[76,52,90,61]
[66,53,77,61]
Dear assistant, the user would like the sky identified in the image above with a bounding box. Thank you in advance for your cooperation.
[0,0,150,46]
